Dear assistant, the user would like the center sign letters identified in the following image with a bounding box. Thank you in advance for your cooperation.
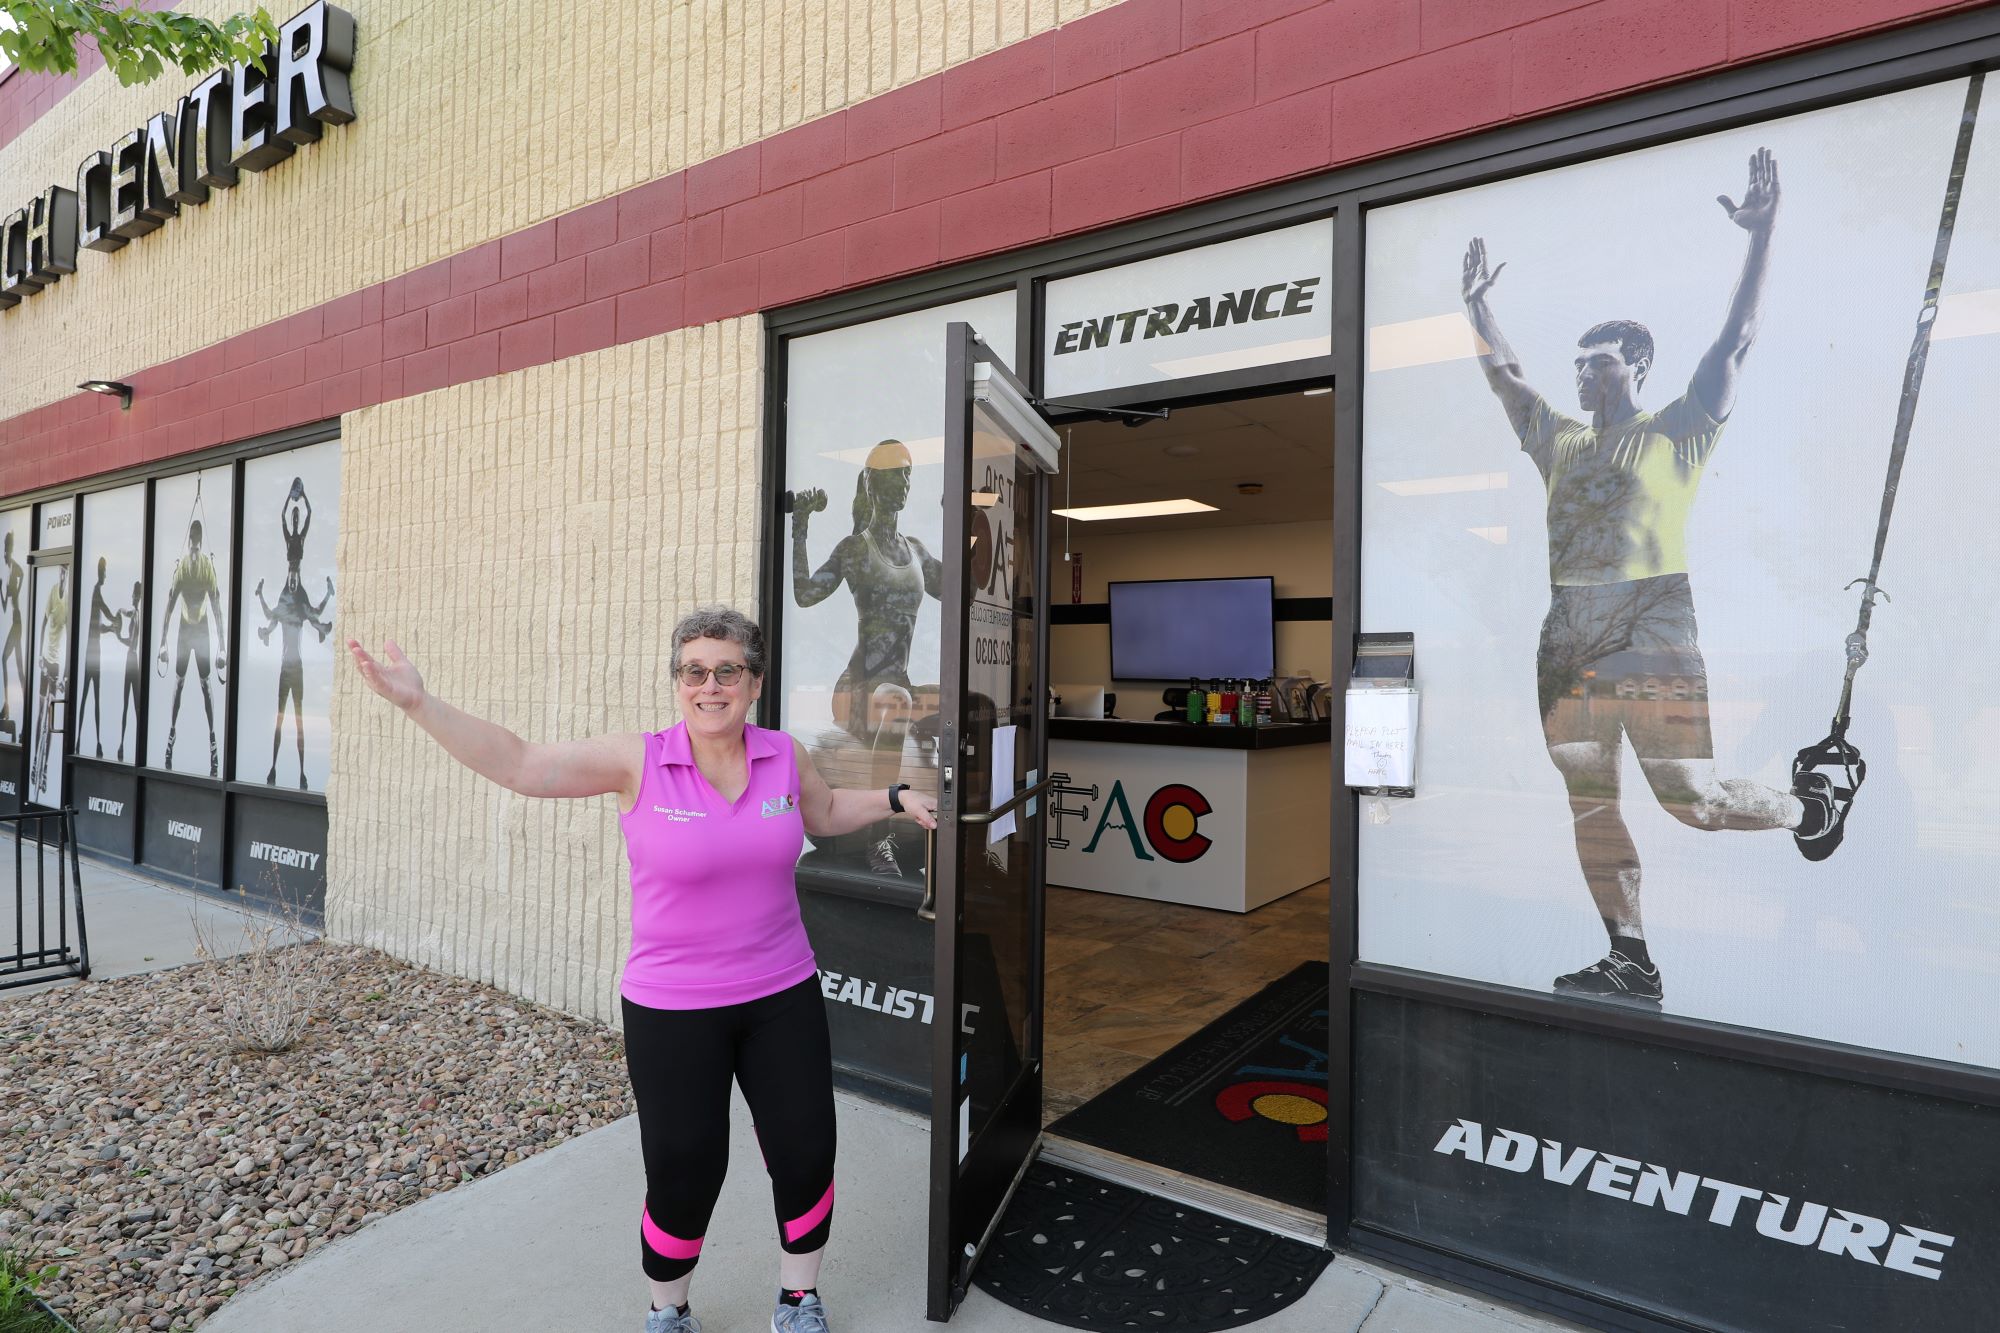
[0,2,356,311]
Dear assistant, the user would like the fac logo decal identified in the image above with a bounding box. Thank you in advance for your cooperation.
[1071,779,1214,864]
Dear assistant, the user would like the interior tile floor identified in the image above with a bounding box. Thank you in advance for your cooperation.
[1042,880,1331,1120]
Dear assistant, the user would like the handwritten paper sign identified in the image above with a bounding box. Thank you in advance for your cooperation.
[1345,689,1418,789]
[988,724,1018,842]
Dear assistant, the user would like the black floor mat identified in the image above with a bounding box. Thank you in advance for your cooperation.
[973,1161,1330,1329]
[1048,962,1330,1211]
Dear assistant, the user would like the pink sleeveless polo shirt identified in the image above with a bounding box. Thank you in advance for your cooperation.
[617,721,816,1010]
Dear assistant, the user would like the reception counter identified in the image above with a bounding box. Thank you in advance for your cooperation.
[1046,718,1331,912]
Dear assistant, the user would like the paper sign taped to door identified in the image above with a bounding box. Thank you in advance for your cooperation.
[988,724,1017,842]
[1344,689,1418,789]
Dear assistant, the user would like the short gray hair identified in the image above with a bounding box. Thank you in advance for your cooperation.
[669,605,767,677]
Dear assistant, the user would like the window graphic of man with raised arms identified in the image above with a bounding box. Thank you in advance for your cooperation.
[157,519,227,777]
[252,477,334,789]
[1461,149,1855,1007]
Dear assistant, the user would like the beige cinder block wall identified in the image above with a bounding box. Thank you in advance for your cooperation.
[0,0,1122,421]
[328,318,762,1024]
[2,0,1126,1025]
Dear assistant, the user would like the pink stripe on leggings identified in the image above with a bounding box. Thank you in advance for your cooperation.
[641,1207,703,1261]
[783,1182,835,1244]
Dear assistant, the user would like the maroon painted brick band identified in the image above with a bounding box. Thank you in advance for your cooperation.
[0,0,1986,499]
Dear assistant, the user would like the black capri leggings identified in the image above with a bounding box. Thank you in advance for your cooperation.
[622,975,837,1282]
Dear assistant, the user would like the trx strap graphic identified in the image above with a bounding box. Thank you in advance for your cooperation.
[1793,72,1984,861]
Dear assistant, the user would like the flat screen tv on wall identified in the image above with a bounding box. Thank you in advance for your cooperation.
[1108,576,1276,680]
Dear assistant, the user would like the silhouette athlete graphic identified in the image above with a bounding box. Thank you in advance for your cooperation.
[78,556,116,759]
[252,477,334,789]
[115,580,141,761]
[790,441,942,878]
[0,531,24,744]
[31,567,69,796]
[158,517,228,777]
[1462,149,1852,1008]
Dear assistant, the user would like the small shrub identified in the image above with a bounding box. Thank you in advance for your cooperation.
[189,886,333,1055]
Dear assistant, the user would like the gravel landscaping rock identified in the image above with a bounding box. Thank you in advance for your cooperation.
[0,942,631,1331]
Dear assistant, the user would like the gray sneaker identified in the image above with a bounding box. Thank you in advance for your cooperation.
[772,1292,831,1332]
[646,1306,700,1333]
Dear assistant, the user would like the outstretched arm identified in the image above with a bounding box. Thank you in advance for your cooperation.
[1461,238,1540,437]
[1693,148,1778,422]
[793,737,937,837]
[347,638,645,805]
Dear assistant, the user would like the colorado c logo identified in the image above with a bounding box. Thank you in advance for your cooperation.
[1143,783,1212,863]
[1215,1080,1329,1142]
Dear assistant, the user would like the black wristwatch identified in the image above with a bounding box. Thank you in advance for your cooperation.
[887,783,910,814]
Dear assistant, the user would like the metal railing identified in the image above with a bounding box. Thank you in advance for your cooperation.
[1,809,90,991]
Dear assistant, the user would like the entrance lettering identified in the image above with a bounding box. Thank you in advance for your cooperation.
[1051,277,1321,356]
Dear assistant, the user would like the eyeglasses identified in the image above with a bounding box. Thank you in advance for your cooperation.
[676,663,750,687]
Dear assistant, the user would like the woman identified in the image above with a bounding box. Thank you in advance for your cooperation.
[347,606,936,1333]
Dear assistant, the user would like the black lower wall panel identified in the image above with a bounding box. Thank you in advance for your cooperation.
[1354,991,2000,1333]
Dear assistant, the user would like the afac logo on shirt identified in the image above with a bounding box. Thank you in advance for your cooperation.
[762,793,798,819]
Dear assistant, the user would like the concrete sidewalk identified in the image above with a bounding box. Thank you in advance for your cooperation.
[205,1091,1571,1333]
[13,859,1569,1332]
[0,840,309,998]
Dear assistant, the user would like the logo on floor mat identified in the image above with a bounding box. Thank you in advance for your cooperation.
[1215,1019,1331,1142]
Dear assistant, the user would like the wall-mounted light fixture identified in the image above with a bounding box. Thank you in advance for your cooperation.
[78,380,133,410]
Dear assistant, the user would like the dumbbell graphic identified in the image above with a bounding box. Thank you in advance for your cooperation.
[1047,772,1098,850]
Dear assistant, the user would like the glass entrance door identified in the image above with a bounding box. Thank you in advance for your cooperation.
[926,322,1060,1319]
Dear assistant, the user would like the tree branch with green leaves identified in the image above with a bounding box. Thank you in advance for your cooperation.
[0,2,277,87]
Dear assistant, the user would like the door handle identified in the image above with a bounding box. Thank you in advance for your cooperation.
[917,824,937,921]
[917,777,1051,920]
[957,776,1053,826]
